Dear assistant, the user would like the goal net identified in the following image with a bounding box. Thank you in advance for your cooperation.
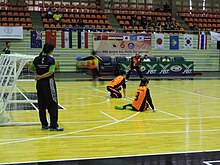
[0,53,36,125]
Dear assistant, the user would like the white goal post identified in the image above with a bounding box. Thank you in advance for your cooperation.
[0,53,36,124]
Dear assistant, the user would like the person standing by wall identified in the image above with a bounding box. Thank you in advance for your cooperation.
[2,41,11,54]
[29,43,63,131]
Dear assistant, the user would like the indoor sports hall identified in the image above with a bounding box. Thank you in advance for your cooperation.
[1,0,220,165]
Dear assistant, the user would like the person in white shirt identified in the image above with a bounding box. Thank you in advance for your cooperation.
[143,54,151,62]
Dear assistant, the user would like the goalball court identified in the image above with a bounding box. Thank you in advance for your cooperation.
[1,66,220,164]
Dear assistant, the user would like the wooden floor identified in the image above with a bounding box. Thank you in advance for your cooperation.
[1,79,220,164]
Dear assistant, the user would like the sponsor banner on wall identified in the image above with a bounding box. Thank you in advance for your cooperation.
[0,26,23,39]
[120,61,194,76]
[93,33,151,56]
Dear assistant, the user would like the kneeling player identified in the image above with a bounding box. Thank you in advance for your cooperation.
[106,70,126,98]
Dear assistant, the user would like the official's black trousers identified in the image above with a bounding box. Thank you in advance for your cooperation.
[126,66,143,80]
[36,78,59,128]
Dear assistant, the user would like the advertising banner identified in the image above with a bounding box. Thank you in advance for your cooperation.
[0,26,23,39]
[120,61,194,76]
[93,33,151,56]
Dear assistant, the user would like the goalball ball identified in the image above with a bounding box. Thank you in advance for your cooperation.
[76,55,82,61]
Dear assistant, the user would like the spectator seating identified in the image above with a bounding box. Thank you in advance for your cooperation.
[99,56,115,73]
[112,5,181,33]
[115,56,127,63]
[174,56,185,62]
[40,3,112,31]
[160,56,171,62]
[114,56,128,74]
[149,56,157,62]
[0,2,32,30]
[178,9,220,32]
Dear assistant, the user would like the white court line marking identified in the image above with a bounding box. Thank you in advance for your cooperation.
[203,160,220,165]
[3,115,220,127]
[0,109,139,146]
[125,96,183,119]
[64,99,109,106]
[43,128,220,139]
[203,162,212,165]
[100,111,119,122]
[155,108,183,119]
[1,129,220,141]
[87,86,106,93]
[2,128,220,145]
[156,85,220,100]
[2,83,217,146]
[89,86,183,119]
[88,85,184,119]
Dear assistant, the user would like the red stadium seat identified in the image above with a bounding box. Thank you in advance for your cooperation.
[93,20,99,24]
[119,20,125,25]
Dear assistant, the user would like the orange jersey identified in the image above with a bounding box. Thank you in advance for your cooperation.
[107,75,126,89]
[87,56,99,69]
[87,60,97,69]
[132,86,147,111]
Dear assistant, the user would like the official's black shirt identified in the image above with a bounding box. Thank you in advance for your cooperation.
[2,48,10,54]
[33,55,55,78]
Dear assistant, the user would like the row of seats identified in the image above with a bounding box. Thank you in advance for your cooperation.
[0,22,32,28]
[113,10,172,17]
[40,8,103,14]
[39,4,110,31]
[184,17,220,23]
[44,13,107,19]
[0,7,29,12]
[0,5,32,30]
[0,2,27,7]
[177,9,220,31]
[178,9,220,14]
[43,24,112,31]
[0,2,99,10]
[39,3,100,10]
[111,5,156,12]
[179,13,220,19]
[1,17,31,23]
[1,11,30,17]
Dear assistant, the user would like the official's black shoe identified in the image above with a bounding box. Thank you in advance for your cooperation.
[41,126,50,131]
[50,127,64,131]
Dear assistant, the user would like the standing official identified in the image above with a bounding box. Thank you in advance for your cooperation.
[29,43,63,131]
[126,52,143,81]
[2,41,11,54]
